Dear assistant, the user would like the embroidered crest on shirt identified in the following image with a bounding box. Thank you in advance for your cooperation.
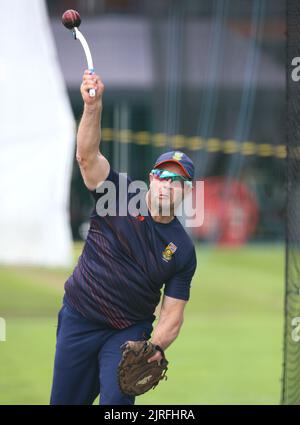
[162,242,177,262]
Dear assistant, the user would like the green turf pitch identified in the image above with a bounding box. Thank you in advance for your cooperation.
[0,243,283,404]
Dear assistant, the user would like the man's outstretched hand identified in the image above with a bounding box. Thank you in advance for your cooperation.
[80,70,105,107]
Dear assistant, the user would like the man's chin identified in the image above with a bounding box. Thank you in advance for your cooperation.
[158,201,174,216]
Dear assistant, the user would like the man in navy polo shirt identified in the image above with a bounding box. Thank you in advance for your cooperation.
[50,70,197,405]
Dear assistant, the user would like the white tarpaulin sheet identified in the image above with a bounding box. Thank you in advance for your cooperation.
[0,0,75,266]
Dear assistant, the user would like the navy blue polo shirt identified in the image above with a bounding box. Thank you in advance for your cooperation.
[64,167,197,329]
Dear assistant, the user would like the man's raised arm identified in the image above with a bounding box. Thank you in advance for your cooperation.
[76,70,110,191]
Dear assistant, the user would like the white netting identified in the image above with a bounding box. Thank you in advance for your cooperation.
[0,0,75,266]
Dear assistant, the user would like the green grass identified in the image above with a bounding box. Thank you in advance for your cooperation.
[0,243,284,404]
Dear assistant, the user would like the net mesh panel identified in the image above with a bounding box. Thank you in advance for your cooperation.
[282,0,300,405]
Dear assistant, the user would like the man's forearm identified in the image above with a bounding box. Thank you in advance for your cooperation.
[151,316,183,351]
[76,104,102,161]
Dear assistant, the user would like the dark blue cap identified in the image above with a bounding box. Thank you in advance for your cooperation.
[153,151,194,180]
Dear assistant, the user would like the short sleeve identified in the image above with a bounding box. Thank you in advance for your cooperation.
[89,167,121,202]
[88,168,133,218]
[163,247,197,301]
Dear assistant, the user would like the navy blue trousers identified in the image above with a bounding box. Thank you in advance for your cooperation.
[50,300,153,405]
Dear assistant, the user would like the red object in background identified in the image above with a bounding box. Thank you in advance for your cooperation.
[191,177,259,246]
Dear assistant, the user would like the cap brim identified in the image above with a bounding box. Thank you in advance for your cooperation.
[154,160,191,179]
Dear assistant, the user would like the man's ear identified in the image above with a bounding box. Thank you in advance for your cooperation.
[149,173,153,182]
[184,184,193,194]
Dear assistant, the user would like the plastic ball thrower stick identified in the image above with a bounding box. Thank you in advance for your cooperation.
[62,10,96,97]
[73,27,96,97]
